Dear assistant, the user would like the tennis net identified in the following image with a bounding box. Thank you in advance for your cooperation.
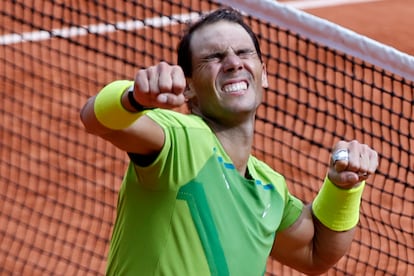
[0,0,413,275]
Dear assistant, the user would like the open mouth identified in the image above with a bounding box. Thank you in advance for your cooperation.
[222,81,248,93]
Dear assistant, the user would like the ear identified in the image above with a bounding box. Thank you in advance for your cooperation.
[184,79,196,100]
[261,63,269,88]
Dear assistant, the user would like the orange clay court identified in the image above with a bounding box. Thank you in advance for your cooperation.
[0,0,412,275]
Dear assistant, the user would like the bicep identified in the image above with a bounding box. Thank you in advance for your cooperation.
[271,204,356,275]
[271,205,315,272]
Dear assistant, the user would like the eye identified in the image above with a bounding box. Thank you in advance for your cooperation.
[203,52,225,62]
[237,48,256,58]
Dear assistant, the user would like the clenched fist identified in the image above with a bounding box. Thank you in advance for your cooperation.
[328,140,379,189]
[131,61,187,109]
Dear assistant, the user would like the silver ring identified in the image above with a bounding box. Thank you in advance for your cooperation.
[332,149,348,164]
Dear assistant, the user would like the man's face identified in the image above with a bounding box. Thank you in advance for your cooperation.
[187,21,268,124]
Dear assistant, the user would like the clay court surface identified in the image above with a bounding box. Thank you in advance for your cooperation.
[0,0,412,275]
[300,0,414,55]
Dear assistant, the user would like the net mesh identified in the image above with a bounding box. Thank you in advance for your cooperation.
[1,0,413,275]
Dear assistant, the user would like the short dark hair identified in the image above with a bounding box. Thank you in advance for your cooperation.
[177,7,263,77]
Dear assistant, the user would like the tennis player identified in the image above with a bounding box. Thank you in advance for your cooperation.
[80,7,378,275]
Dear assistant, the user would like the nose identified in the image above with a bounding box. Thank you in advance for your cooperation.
[222,52,243,73]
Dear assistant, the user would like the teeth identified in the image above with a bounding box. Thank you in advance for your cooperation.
[223,82,247,93]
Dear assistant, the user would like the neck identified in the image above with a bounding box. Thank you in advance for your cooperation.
[208,119,255,176]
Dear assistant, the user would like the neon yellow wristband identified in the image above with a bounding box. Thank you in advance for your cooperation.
[312,176,365,231]
[94,80,148,130]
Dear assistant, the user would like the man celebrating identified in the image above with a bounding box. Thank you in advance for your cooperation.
[80,7,378,275]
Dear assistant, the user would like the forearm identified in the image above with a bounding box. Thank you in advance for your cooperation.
[309,176,365,273]
[80,95,110,135]
[80,80,141,136]
[310,205,356,273]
